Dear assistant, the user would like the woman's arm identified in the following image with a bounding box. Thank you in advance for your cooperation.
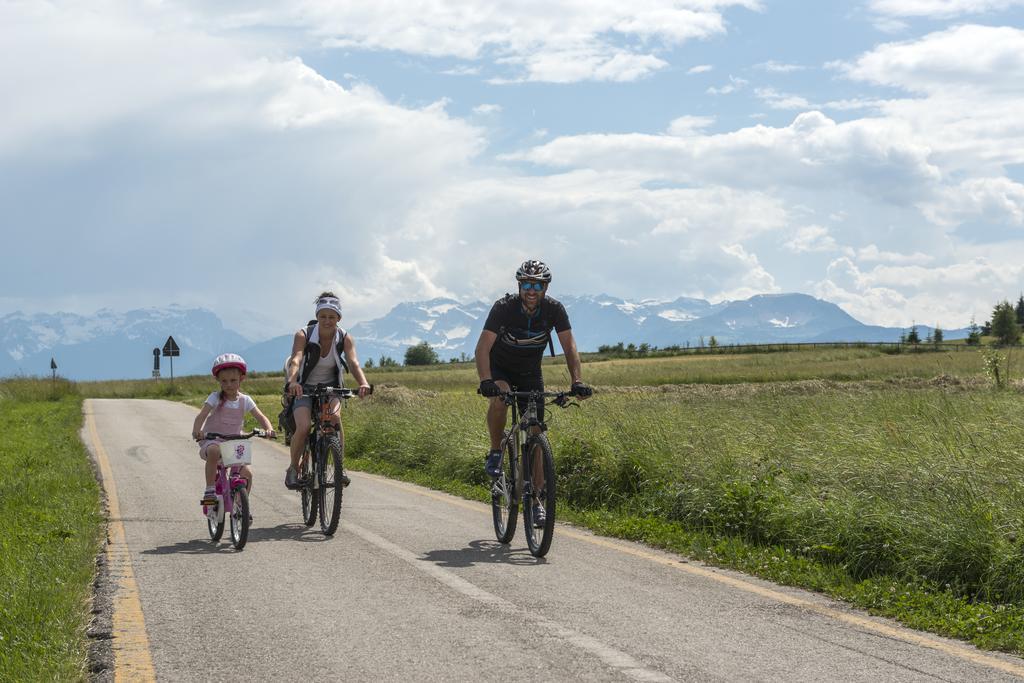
[285,329,306,397]
[343,335,372,397]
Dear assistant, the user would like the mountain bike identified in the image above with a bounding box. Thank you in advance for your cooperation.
[295,384,372,535]
[199,429,272,550]
[489,389,577,558]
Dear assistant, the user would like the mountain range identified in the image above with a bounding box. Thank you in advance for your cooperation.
[0,294,967,381]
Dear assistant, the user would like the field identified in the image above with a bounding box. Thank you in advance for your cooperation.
[0,380,103,680]
[4,342,1023,672]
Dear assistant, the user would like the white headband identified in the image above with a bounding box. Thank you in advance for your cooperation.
[316,296,342,317]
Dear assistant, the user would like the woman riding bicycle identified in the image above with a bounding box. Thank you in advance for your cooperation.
[283,292,371,489]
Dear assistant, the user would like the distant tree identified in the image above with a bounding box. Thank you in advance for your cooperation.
[379,355,399,367]
[1016,294,1024,326]
[638,343,651,356]
[364,358,374,369]
[699,336,705,348]
[906,324,921,345]
[990,300,1021,345]
[708,336,719,348]
[925,329,933,344]
[966,317,982,346]
[404,341,439,366]
[933,325,943,344]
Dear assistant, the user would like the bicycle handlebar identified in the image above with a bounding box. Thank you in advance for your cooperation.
[500,389,579,408]
[307,384,374,398]
[200,429,275,441]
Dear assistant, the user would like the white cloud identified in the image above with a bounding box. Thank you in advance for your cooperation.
[754,87,813,110]
[856,245,934,264]
[755,60,805,72]
[815,256,1022,327]
[868,0,1024,17]
[170,0,764,84]
[922,177,1024,227]
[707,75,749,94]
[667,115,715,136]
[473,103,503,115]
[687,64,714,74]
[784,225,840,253]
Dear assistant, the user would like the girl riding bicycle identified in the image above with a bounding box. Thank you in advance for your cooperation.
[192,353,276,506]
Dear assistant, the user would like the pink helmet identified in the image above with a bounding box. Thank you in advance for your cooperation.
[212,353,247,377]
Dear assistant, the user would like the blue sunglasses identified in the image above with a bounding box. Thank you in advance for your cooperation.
[520,281,545,291]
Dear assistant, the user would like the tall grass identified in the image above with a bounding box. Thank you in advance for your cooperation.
[60,345,986,396]
[0,388,103,680]
[286,383,1024,605]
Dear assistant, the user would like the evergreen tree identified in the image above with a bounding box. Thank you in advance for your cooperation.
[906,324,921,344]
[990,300,1021,345]
[933,325,943,344]
[708,336,719,348]
[966,317,982,346]
[1016,294,1024,326]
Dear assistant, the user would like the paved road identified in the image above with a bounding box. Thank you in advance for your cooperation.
[84,398,1024,682]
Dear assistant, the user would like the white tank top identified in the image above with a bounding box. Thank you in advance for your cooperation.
[306,351,338,386]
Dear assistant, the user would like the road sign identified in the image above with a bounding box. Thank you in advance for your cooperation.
[50,358,57,370]
[152,348,161,378]
[162,336,180,357]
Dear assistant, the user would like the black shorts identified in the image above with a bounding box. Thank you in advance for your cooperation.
[491,365,545,423]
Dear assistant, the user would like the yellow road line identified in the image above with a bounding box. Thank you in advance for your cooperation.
[85,400,157,682]
[363,474,1024,679]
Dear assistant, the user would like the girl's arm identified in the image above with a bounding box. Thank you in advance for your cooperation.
[285,329,307,397]
[192,404,213,440]
[343,335,372,398]
[250,406,276,437]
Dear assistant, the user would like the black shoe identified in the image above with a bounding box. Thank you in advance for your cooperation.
[484,449,503,478]
[285,466,300,489]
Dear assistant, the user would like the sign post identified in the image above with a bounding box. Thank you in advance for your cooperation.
[50,358,57,385]
[152,348,161,379]
[162,336,180,382]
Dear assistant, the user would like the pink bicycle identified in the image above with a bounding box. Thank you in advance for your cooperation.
[199,429,272,550]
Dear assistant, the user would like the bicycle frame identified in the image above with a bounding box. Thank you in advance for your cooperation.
[204,462,246,525]
[498,393,546,504]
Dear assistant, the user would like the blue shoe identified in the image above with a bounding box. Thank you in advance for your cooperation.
[532,502,546,528]
[484,450,503,478]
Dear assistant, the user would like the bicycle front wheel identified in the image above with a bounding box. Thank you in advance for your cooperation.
[230,486,250,550]
[523,435,556,558]
[491,438,518,544]
[300,445,317,527]
[318,434,344,535]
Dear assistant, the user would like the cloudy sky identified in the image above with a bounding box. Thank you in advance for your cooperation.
[2,0,1023,338]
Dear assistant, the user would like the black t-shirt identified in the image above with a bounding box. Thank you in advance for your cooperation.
[484,294,571,374]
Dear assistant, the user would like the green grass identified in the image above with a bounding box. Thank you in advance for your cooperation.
[0,385,104,680]
[254,381,1024,654]
[67,345,988,397]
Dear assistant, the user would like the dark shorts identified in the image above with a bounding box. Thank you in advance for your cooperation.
[491,364,545,423]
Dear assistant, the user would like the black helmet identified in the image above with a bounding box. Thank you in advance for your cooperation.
[515,259,552,282]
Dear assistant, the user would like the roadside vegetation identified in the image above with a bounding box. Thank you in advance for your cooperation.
[3,339,1022,675]
[256,380,1024,654]
[0,379,103,680]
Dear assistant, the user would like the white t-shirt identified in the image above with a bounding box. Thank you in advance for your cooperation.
[305,353,338,386]
[204,392,257,413]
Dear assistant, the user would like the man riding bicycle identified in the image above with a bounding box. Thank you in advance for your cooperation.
[475,260,592,522]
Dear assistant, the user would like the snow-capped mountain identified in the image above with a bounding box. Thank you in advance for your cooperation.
[0,306,250,381]
[0,294,968,380]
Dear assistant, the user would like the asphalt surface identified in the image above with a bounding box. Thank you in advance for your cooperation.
[84,398,1024,682]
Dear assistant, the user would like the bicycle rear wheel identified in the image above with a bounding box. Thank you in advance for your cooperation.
[230,486,250,550]
[491,437,518,544]
[318,434,344,535]
[523,435,556,558]
[300,445,317,527]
